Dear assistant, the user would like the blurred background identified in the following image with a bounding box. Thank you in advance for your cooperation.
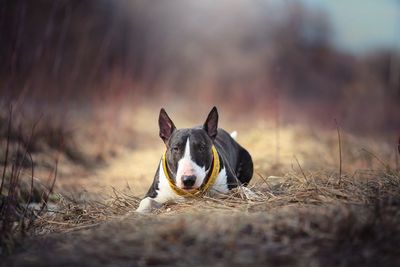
[1,0,399,132]
[0,0,399,195]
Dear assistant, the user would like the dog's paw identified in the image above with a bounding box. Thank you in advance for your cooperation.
[136,197,161,213]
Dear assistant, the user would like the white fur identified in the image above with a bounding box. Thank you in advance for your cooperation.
[136,160,181,213]
[136,197,157,213]
[230,131,237,140]
[155,160,181,202]
[210,167,229,194]
[176,138,207,189]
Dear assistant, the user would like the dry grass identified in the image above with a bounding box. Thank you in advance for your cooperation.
[4,168,400,267]
[0,107,58,255]
[1,106,400,266]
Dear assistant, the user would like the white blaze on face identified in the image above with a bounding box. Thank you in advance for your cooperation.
[176,137,207,189]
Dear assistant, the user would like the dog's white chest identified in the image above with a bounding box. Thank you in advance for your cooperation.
[156,160,183,202]
[210,167,229,194]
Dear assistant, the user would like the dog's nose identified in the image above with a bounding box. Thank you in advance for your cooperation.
[182,175,196,187]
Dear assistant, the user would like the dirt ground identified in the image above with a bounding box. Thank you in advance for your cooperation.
[2,106,400,266]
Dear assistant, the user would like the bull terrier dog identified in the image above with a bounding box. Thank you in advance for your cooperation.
[136,107,253,212]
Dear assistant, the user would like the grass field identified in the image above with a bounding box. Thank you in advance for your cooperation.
[1,106,400,266]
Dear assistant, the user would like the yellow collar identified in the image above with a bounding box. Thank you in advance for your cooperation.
[162,145,220,197]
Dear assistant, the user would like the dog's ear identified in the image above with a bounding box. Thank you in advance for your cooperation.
[203,106,218,139]
[159,108,176,144]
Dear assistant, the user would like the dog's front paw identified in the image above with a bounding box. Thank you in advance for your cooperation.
[136,197,161,213]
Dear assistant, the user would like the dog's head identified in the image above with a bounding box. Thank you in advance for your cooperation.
[159,107,219,190]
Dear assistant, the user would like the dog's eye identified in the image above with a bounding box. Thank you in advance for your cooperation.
[172,146,180,153]
[198,145,206,152]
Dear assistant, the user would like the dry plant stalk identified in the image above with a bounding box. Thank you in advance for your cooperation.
[294,156,308,183]
[334,119,342,184]
[0,106,12,195]
[396,135,399,170]
[275,90,281,166]
[0,107,58,254]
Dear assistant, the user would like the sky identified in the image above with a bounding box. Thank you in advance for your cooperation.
[301,0,400,53]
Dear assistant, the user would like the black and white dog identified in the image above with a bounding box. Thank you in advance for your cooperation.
[136,107,253,212]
